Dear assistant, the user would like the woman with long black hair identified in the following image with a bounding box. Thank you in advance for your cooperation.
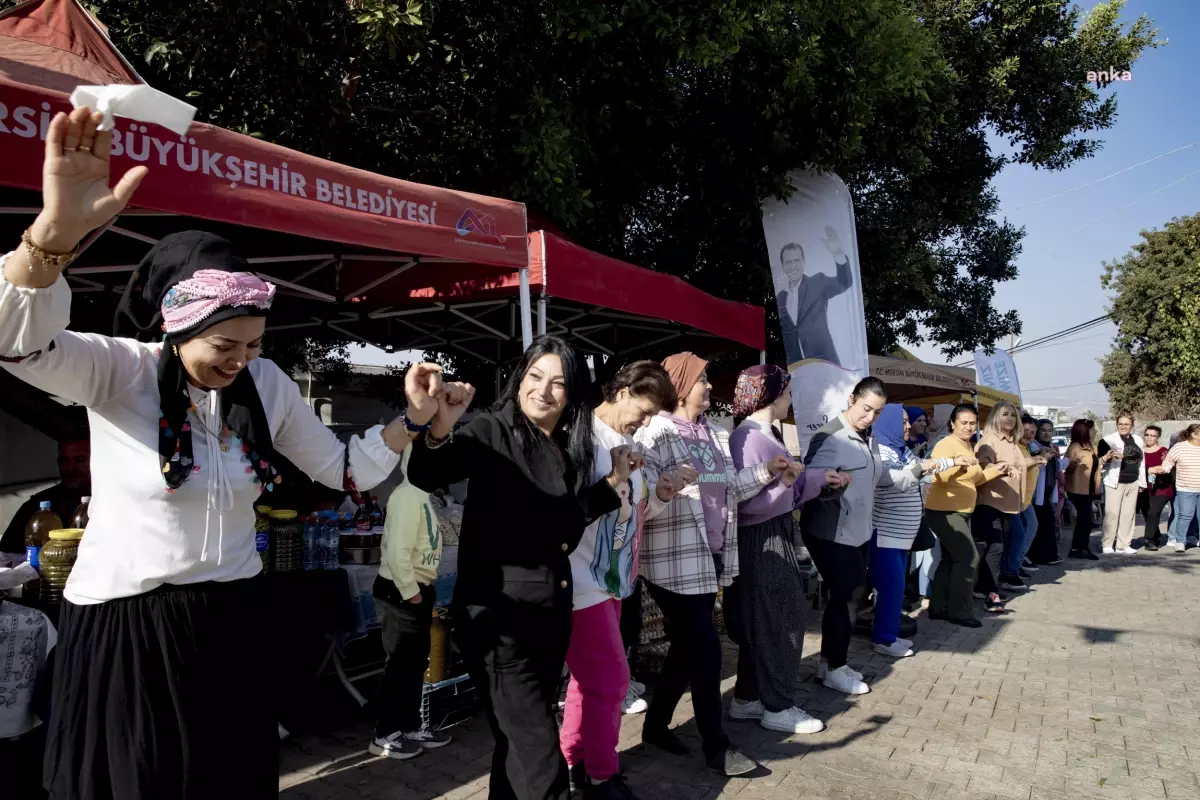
[1,107,434,799]
[404,335,636,800]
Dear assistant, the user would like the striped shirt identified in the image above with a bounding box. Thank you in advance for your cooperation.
[1163,441,1200,492]
[871,444,952,550]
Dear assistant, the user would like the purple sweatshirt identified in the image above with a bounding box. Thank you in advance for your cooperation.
[729,418,823,526]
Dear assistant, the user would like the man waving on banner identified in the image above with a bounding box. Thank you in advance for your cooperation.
[775,225,854,367]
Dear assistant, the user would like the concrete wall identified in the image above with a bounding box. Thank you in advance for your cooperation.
[1099,420,1200,441]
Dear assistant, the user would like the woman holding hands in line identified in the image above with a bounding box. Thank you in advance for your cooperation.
[403,336,677,800]
[725,365,841,735]
[634,353,794,777]
[1,107,447,799]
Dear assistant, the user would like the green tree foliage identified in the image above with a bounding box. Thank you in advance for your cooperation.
[18,0,1159,364]
[1100,213,1200,419]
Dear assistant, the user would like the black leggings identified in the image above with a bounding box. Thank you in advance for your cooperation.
[1069,493,1094,551]
[800,531,864,670]
[1139,492,1170,545]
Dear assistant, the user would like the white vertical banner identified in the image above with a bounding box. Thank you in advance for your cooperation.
[973,349,1022,403]
[762,170,869,455]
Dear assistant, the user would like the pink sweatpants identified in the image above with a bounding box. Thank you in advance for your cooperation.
[559,598,629,781]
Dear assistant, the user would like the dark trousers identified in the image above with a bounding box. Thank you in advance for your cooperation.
[1069,493,1094,551]
[1139,492,1169,545]
[455,595,572,800]
[927,510,979,621]
[620,579,643,655]
[971,504,1005,594]
[1029,501,1060,563]
[643,581,729,760]
[800,531,864,670]
[374,584,436,736]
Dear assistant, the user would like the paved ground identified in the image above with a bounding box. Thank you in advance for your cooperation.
[279,523,1200,800]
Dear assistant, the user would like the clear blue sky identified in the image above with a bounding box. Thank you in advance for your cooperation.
[910,0,1199,418]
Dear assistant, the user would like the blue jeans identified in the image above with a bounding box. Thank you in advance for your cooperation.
[1169,492,1200,547]
[1002,507,1036,577]
[912,541,940,596]
[869,534,910,646]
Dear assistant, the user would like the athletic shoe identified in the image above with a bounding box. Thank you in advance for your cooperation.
[404,727,452,749]
[761,706,825,734]
[984,593,1007,614]
[707,746,757,776]
[728,698,765,721]
[816,660,863,682]
[998,575,1027,591]
[1144,542,1159,552]
[822,665,870,695]
[628,679,646,698]
[1102,546,1115,555]
[874,640,915,658]
[1040,557,1065,565]
[1069,548,1100,561]
[622,685,648,715]
[893,636,913,649]
[584,772,639,800]
[1018,568,1034,580]
[369,731,422,760]
[1021,559,1040,572]
[1172,542,1186,553]
[1118,546,1138,555]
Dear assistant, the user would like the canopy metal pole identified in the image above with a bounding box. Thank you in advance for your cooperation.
[537,297,548,336]
[760,350,767,365]
[518,267,534,350]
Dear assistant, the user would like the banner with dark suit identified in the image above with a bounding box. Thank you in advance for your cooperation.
[762,170,869,453]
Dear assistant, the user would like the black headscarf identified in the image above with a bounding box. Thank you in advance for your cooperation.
[119,232,278,494]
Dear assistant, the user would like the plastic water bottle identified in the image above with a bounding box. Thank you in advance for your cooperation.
[322,511,340,570]
[303,514,319,571]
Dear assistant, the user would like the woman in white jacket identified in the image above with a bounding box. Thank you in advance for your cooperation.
[0,107,465,799]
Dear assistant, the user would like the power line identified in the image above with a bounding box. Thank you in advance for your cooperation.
[954,315,1112,367]
[1052,165,1200,241]
[1022,380,1104,393]
[1012,140,1200,211]
[1007,330,1113,356]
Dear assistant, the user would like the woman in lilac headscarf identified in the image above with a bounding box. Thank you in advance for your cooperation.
[725,365,843,735]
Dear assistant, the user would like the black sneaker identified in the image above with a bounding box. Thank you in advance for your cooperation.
[999,574,1027,590]
[405,727,452,749]
[1040,557,1065,565]
[584,772,638,800]
[1018,568,1034,580]
[898,615,918,638]
[1069,549,1100,561]
[707,746,757,777]
[1144,541,1159,552]
[569,763,587,796]
[1021,559,1040,572]
[369,732,422,760]
[642,727,691,756]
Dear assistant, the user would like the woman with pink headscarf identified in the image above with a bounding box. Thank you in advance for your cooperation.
[725,365,843,736]
[0,107,467,799]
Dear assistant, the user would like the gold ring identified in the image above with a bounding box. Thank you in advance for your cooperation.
[77,145,91,152]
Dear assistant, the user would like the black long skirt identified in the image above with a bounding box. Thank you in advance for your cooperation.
[43,577,277,800]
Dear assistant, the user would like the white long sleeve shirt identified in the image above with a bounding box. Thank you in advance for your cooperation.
[0,255,400,603]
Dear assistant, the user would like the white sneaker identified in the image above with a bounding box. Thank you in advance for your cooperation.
[761,706,825,734]
[1102,547,1115,555]
[729,698,765,720]
[822,665,870,696]
[893,637,913,649]
[1172,542,1186,552]
[622,685,648,715]
[816,660,863,682]
[1118,546,1138,555]
[874,640,915,658]
[629,679,646,698]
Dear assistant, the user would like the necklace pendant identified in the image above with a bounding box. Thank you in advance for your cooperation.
[220,442,229,453]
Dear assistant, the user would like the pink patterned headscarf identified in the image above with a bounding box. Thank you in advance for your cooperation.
[160,270,276,335]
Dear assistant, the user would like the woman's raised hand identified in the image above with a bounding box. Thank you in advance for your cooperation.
[32,107,148,253]
[405,363,445,426]
[433,380,476,435]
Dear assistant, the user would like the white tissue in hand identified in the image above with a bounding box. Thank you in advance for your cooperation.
[69,84,196,137]
[0,562,39,591]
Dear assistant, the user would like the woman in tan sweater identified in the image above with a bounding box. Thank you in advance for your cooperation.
[925,404,1004,626]
[1064,419,1102,560]
[973,402,1046,594]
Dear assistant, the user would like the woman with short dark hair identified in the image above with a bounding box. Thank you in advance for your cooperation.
[405,335,634,800]
[1138,425,1172,550]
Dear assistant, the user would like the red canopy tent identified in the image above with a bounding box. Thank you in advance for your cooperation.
[0,0,764,381]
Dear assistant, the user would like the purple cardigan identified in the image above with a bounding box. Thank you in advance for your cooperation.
[729,418,824,526]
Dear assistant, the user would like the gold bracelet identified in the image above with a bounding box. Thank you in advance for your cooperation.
[21,227,79,271]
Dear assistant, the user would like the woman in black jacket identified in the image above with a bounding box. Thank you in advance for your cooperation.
[404,336,636,800]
